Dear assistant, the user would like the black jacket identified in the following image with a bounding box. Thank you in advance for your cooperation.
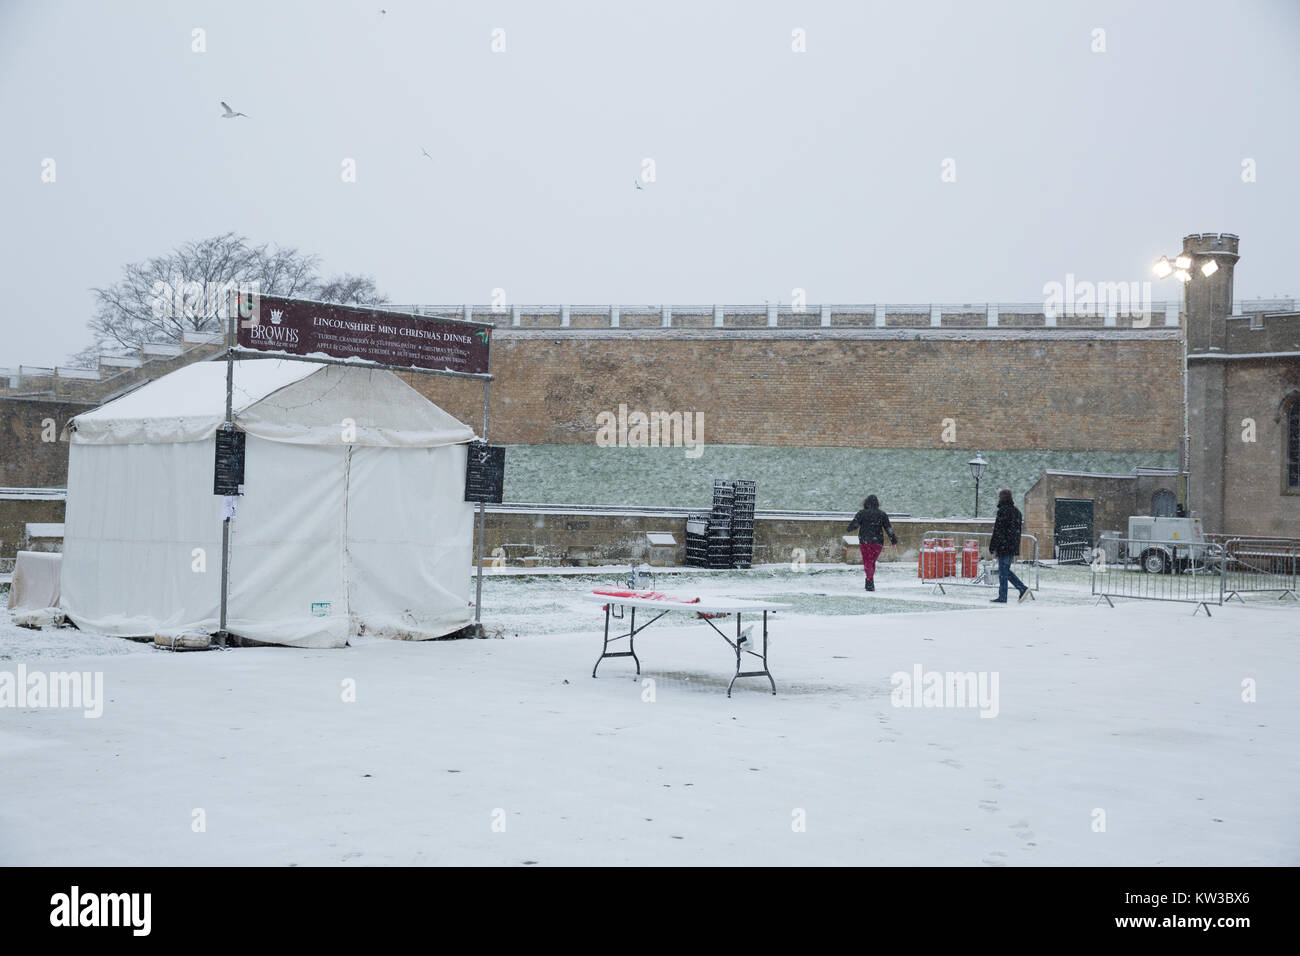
[848,506,898,546]
[989,501,1023,557]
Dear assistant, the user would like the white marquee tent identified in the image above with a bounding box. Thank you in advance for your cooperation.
[61,359,478,647]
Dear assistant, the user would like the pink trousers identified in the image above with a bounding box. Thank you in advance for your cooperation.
[859,542,883,580]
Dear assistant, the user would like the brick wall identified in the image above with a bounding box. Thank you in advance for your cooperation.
[0,498,65,561]
[1023,474,1182,556]
[403,332,1185,450]
[474,510,993,567]
[0,399,94,487]
[0,330,1184,565]
[1187,308,1300,536]
[1219,358,1300,536]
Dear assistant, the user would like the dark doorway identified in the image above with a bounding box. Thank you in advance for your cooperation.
[1054,498,1095,564]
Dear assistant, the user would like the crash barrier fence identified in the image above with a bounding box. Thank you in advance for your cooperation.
[1204,532,1300,549]
[1091,536,1226,615]
[1096,534,1299,604]
[919,531,1039,594]
[1218,538,1298,601]
[1054,523,1092,564]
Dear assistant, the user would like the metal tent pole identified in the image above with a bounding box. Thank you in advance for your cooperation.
[218,300,236,648]
[474,377,491,635]
[1182,282,1192,515]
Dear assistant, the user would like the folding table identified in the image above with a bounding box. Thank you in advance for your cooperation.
[583,590,792,697]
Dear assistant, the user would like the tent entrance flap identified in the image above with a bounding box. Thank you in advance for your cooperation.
[342,444,474,640]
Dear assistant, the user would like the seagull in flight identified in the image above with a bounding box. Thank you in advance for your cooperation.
[634,179,643,190]
[220,101,248,119]
[421,146,433,160]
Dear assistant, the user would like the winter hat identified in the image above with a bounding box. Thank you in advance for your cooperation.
[998,489,1013,505]
[865,494,879,509]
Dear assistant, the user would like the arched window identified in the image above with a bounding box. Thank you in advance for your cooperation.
[1152,489,1177,516]
[1288,400,1300,490]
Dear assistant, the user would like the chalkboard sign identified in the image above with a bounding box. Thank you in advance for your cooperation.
[214,429,246,496]
[464,441,505,503]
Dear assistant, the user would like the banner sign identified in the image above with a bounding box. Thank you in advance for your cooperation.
[214,429,246,496]
[236,294,492,376]
[464,441,506,503]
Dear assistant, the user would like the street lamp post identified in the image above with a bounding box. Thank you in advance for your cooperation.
[1153,252,1217,515]
[969,454,988,518]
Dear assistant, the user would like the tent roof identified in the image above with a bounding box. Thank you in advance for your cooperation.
[69,359,477,448]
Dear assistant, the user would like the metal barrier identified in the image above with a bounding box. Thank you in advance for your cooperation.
[919,531,1039,595]
[1205,532,1300,545]
[1054,523,1091,564]
[1091,537,1225,616]
[1221,538,1298,602]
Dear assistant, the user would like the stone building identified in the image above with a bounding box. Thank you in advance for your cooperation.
[1,232,1294,565]
[1022,233,1298,549]
[1183,233,1300,537]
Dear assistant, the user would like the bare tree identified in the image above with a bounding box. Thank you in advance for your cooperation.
[77,233,387,362]
[314,273,388,306]
[250,241,320,301]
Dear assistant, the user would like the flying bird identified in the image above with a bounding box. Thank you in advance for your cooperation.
[220,101,247,118]
[634,179,643,190]
[421,147,433,160]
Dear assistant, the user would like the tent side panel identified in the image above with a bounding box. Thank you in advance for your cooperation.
[225,436,349,648]
[344,443,474,639]
[61,441,222,636]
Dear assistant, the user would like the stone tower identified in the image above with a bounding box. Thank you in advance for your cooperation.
[1182,232,1240,354]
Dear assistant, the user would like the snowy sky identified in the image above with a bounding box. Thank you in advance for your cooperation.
[2,0,1298,366]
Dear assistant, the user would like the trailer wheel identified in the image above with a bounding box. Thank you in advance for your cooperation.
[1140,549,1169,574]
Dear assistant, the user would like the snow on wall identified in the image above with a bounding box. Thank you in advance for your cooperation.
[501,445,1179,517]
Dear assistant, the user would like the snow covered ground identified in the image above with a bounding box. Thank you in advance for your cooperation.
[1,563,1296,866]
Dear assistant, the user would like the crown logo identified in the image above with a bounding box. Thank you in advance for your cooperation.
[270,309,283,325]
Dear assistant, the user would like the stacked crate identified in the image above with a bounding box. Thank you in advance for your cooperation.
[685,480,758,570]
[684,513,711,568]
[730,479,756,568]
[707,480,734,568]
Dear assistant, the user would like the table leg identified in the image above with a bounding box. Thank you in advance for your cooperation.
[762,610,776,694]
[727,610,778,697]
[592,602,611,678]
[629,607,640,674]
[592,603,647,679]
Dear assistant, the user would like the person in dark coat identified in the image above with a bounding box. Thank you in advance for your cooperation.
[988,489,1029,603]
[847,494,898,591]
